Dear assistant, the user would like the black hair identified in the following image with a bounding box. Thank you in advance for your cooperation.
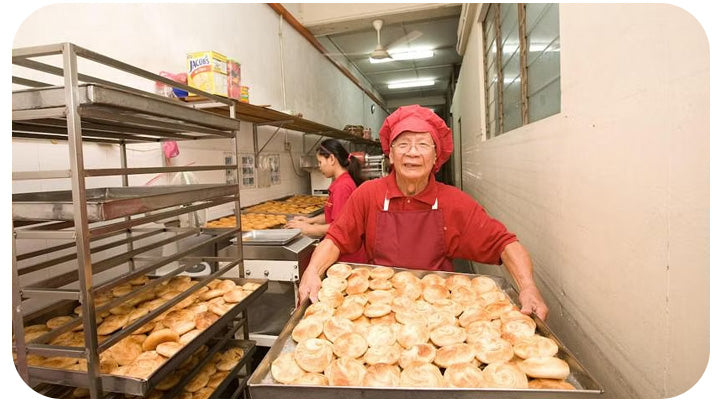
[317,138,364,186]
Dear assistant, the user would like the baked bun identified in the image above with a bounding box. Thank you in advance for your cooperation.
[41,356,78,370]
[332,332,368,358]
[482,301,515,320]
[433,298,464,317]
[292,316,324,342]
[393,280,422,300]
[458,306,492,327]
[364,303,392,318]
[321,277,347,292]
[445,274,472,291]
[429,324,466,347]
[127,352,167,379]
[192,387,214,399]
[472,335,514,364]
[399,363,445,387]
[324,357,366,386]
[501,314,536,343]
[434,343,477,368]
[394,309,426,326]
[391,296,416,313]
[363,343,402,365]
[399,343,436,369]
[194,311,220,331]
[350,267,371,279]
[143,329,180,351]
[241,281,262,291]
[478,290,507,307]
[215,279,238,294]
[179,329,203,345]
[421,273,445,288]
[346,274,369,295]
[46,316,73,330]
[207,371,230,389]
[326,263,352,279]
[185,372,210,393]
[323,316,355,342]
[365,324,396,347]
[156,341,183,358]
[528,378,576,390]
[292,373,329,386]
[413,300,436,316]
[369,312,396,326]
[363,363,401,387]
[518,356,570,380]
[449,286,477,307]
[304,301,335,321]
[344,294,369,306]
[334,300,364,320]
[223,287,251,303]
[200,288,225,301]
[217,347,245,371]
[317,287,344,308]
[294,338,334,373]
[112,283,133,297]
[426,310,458,331]
[271,352,305,384]
[391,271,419,286]
[397,322,430,348]
[513,335,559,359]
[465,320,502,343]
[444,363,487,388]
[422,284,450,303]
[366,289,394,305]
[97,313,130,335]
[369,266,395,280]
[482,362,528,389]
[470,276,498,294]
[368,278,393,290]
[155,372,181,390]
[129,275,149,286]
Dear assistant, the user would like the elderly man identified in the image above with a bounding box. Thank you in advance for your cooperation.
[297,105,548,320]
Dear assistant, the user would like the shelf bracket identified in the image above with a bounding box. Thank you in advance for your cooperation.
[253,121,291,167]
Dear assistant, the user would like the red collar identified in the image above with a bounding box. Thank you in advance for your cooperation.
[384,174,438,206]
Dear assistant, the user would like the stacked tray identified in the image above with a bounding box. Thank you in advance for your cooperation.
[17,276,267,397]
[248,264,602,399]
[241,195,325,218]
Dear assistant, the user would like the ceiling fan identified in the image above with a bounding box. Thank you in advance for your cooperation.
[324,19,424,62]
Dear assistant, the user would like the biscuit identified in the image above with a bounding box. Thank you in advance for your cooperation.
[185,372,210,393]
[194,311,220,331]
[292,316,324,342]
[397,322,430,349]
[426,310,458,331]
[465,320,502,343]
[155,373,181,391]
[512,335,559,359]
[207,371,230,389]
[518,356,570,380]
[332,332,368,358]
[304,301,335,321]
[271,352,305,384]
[429,325,466,347]
[334,300,364,320]
[324,357,366,386]
[321,277,347,292]
[345,274,369,295]
[365,289,394,305]
[528,378,576,390]
[364,303,392,318]
[365,324,396,347]
[323,316,355,342]
[399,363,445,387]
[156,341,184,358]
[101,335,144,366]
[317,287,344,308]
[143,329,180,351]
[292,373,328,386]
[363,343,402,366]
[369,266,395,280]
[434,343,476,368]
[369,312,396,326]
[363,363,401,387]
[369,278,393,290]
[482,362,528,389]
[326,263,352,279]
[472,335,514,364]
[443,363,487,388]
[97,313,130,335]
[399,343,437,369]
[445,274,472,291]
[46,316,73,330]
[470,276,498,294]
[421,273,445,288]
[294,338,334,373]
[432,298,463,317]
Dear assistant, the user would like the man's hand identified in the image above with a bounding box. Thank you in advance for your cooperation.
[297,270,322,306]
[518,284,548,321]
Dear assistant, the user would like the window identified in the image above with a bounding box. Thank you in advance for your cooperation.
[483,3,560,137]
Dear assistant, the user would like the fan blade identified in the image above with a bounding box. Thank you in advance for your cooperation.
[386,30,423,51]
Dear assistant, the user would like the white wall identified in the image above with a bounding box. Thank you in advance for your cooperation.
[452,3,709,398]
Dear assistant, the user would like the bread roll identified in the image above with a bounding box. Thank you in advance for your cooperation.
[445,274,472,291]
[208,301,233,317]
[295,338,334,373]
[444,363,487,388]
[346,274,369,295]
[413,300,435,316]
[363,343,402,365]
[143,328,180,351]
[366,289,394,305]
[472,335,514,364]
[317,287,344,308]
[191,387,214,399]
[350,267,371,278]
[324,357,366,386]
[500,314,536,343]
[292,373,329,386]
[429,324,466,347]
[364,303,392,318]
[483,301,515,320]
[304,301,335,321]
[528,378,576,390]
[271,352,305,384]
[323,316,355,342]
[470,275,498,294]
[513,335,559,359]
[365,324,396,347]
[334,300,365,320]
[241,281,262,291]
[422,284,450,303]
[292,316,324,342]
[393,280,422,300]
[180,329,203,345]
[155,372,181,390]
[46,316,73,330]
[127,353,167,379]
[399,343,436,369]
[112,283,133,297]
[185,372,210,393]
[321,277,347,292]
[207,371,230,389]
[369,278,393,290]
[399,363,445,387]
[223,287,251,303]
[326,263,352,279]
[421,273,445,288]
[41,356,78,370]
[129,275,149,286]
[432,298,463,317]
[344,294,369,307]
[518,356,570,380]
[434,343,477,368]
[215,279,238,294]
[390,295,416,313]
[332,332,368,358]
[217,347,245,371]
[351,315,371,337]
[200,288,225,301]
[449,286,477,307]
[426,310,458,331]
[465,320,502,343]
[363,364,401,387]
[391,271,420,286]
[482,362,528,389]
[397,322,430,349]
[97,313,129,335]
[101,336,144,366]
[156,341,183,358]
[369,312,396,326]
[478,290,507,307]
[394,309,427,326]
[458,306,492,327]
[369,266,395,280]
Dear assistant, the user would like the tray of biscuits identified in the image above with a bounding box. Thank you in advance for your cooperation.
[16,275,267,396]
[203,213,288,232]
[241,195,325,217]
[247,264,602,398]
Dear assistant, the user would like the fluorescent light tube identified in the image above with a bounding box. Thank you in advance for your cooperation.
[369,49,435,64]
[387,79,435,89]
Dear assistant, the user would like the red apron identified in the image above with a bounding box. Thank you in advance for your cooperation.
[372,194,454,271]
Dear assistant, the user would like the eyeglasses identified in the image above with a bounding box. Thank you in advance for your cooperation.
[391,141,435,153]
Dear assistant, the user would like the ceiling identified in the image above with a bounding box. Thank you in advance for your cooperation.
[305,5,464,119]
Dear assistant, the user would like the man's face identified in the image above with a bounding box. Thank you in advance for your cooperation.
[389,131,437,181]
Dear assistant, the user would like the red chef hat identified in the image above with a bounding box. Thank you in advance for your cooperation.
[379,104,453,173]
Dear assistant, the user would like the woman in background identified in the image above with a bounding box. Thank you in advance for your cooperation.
[286,139,367,263]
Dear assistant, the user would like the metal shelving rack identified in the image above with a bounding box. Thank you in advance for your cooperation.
[11,43,253,398]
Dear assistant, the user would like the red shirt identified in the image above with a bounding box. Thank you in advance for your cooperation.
[326,174,518,266]
[325,172,367,263]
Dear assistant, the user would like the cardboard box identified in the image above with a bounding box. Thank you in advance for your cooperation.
[227,59,242,100]
[187,51,228,97]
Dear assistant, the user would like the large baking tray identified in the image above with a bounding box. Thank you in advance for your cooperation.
[23,278,267,396]
[248,265,603,399]
[12,184,238,222]
[241,195,324,218]
[240,229,301,246]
